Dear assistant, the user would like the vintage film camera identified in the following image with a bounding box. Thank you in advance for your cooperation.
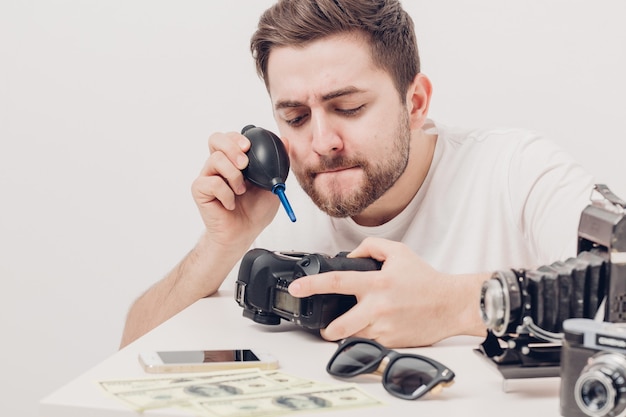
[477,184,626,379]
[235,248,382,329]
[560,318,626,417]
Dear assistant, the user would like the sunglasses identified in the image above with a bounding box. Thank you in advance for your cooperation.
[326,337,455,400]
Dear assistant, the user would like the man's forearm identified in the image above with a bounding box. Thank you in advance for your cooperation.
[119,237,243,348]
[446,271,491,338]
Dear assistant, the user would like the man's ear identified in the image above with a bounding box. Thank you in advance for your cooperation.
[406,73,433,129]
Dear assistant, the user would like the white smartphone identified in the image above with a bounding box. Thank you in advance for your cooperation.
[138,349,279,373]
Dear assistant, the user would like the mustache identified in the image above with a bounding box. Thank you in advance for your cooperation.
[305,155,364,175]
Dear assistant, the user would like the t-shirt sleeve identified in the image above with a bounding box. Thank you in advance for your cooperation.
[507,134,595,265]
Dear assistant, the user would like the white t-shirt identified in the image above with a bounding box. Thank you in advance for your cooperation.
[238,119,595,281]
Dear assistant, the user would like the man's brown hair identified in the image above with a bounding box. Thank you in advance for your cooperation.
[250,0,420,99]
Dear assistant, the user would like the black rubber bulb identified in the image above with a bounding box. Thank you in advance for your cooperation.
[241,125,296,222]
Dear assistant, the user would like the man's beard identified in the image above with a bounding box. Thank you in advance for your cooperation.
[293,112,411,218]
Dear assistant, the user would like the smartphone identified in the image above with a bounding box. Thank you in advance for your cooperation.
[138,349,279,373]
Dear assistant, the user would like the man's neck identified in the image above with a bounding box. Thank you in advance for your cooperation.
[351,129,437,227]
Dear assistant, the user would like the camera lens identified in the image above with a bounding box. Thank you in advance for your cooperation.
[480,270,522,337]
[574,352,626,417]
[579,377,611,414]
[480,279,507,332]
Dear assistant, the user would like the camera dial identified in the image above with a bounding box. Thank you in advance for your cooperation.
[574,352,626,417]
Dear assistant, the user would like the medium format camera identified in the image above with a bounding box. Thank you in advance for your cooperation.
[476,184,626,379]
[235,248,382,329]
[561,318,626,417]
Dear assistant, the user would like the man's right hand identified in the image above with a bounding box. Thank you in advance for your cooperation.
[192,131,280,251]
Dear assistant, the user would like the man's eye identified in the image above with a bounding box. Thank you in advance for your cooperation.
[285,114,309,127]
[337,105,365,116]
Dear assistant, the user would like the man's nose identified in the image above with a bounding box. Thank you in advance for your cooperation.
[310,113,344,156]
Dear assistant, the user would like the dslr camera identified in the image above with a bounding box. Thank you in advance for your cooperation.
[477,184,626,379]
[561,318,626,417]
[235,248,382,329]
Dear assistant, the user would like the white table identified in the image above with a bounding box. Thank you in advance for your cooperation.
[40,289,564,416]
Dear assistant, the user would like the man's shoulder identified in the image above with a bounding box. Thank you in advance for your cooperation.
[437,121,544,147]
[434,121,558,162]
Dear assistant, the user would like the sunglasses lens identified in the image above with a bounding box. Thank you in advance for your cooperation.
[328,342,383,376]
[384,357,439,398]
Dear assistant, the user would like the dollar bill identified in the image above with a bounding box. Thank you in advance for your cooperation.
[192,384,384,417]
[111,373,291,411]
[99,369,261,394]
[263,371,333,389]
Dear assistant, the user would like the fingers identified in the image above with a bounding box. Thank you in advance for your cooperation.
[207,131,250,162]
[192,175,237,210]
[288,270,372,298]
[288,240,396,299]
[320,302,372,342]
[203,151,248,196]
[348,236,400,261]
[193,131,251,210]
[288,270,378,341]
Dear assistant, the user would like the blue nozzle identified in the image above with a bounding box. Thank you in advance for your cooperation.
[272,184,296,222]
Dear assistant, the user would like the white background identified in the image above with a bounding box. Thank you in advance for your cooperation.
[1,1,625,416]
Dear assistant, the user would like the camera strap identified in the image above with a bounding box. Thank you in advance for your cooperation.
[594,184,626,210]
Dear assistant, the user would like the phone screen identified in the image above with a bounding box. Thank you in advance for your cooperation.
[156,350,260,364]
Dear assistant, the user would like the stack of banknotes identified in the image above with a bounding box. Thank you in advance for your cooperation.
[98,368,383,416]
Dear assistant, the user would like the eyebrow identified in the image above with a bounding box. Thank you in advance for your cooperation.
[274,86,365,110]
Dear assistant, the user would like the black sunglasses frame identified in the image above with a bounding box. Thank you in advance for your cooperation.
[326,337,455,400]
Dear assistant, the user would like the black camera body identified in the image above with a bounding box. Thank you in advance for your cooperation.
[477,184,626,379]
[561,318,626,417]
[235,248,382,329]
[578,188,626,324]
